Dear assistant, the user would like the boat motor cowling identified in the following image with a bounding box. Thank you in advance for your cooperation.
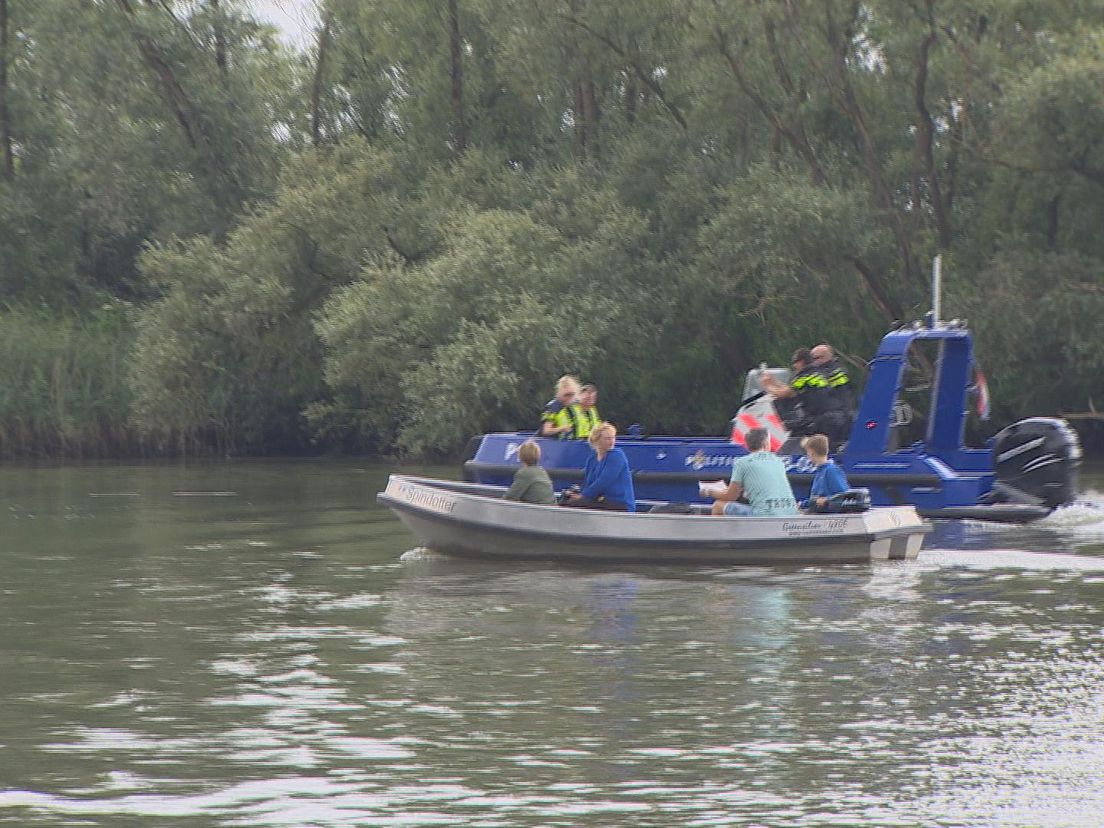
[990,418,1082,509]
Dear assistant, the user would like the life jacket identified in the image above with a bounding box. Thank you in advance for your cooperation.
[790,367,832,417]
[820,359,854,413]
[541,398,580,439]
[575,405,601,439]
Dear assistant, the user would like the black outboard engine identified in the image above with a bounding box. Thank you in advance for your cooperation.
[990,418,1082,509]
[811,488,871,514]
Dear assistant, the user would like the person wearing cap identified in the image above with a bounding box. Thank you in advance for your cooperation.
[575,384,601,440]
[759,348,833,441]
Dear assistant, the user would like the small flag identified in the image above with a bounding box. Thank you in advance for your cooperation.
[974,366,991,421]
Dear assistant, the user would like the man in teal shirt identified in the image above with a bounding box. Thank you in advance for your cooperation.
[709,427,798,516]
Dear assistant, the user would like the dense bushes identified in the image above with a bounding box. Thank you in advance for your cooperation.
[0,1,1102,458]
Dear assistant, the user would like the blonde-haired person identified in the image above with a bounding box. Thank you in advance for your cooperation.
[503,440,556,505]
[801,433,849,512]
[540,375,581,439]
[560,421,635,511]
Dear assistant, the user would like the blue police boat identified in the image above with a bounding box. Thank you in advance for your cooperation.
[463,319,1081,523]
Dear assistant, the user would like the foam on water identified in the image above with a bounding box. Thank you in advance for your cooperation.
[399,546,442,561]
[1039,490,1104,535]
[921,548,1104,572]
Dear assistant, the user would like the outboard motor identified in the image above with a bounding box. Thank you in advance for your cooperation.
[813,488,872,514]
[990,418,1082,509]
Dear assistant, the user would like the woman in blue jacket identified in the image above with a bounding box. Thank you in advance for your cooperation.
[561,421,635,512]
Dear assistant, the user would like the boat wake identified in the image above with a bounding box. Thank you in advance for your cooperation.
[924,488,1104,555]
[1040,489,1104,534]
[920,548,1104,572]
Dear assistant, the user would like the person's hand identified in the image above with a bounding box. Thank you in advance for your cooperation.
[699,480,726,498]
[815,496,826,508]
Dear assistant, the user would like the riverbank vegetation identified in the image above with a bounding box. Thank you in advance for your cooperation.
[1,0,1102,458]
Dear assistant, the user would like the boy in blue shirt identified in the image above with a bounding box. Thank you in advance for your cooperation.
[802,433,849,512]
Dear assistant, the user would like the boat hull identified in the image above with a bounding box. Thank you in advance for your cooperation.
[378,475,929,565]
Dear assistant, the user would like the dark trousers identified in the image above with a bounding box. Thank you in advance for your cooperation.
[560,496,629,511]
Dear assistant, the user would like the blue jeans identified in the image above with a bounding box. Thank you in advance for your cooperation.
[722,501,754,516]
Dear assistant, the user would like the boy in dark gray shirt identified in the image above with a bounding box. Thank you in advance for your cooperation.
[504,440,556,505]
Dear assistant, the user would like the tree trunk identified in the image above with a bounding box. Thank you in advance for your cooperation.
[573,80,588,157]
[310,10,333,146]
[115,0,200,150]
[447,0,466,154]
[210,0,227,74]
[623,68,638,124]
[715,27,826,185]
[0,0,14,181]
[581,78,598,148]
[1046,194,1060,251]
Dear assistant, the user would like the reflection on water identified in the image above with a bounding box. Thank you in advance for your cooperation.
[0,460,1102,827]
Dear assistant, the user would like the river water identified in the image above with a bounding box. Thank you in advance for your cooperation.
[1,459,1103,827]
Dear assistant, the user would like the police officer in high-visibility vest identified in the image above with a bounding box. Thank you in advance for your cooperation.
[759,348,841,448]
[811,343,854,445]
[811,343,854,415]
[575,384,601,440]
[540,375,582,439]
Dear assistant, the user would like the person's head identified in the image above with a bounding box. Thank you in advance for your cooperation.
[801,433,829,461]
[518,440,541,466]
[579,384,597,407]
[810,344,834,367]
[588,421,617,452]
[555,375,580,405]
[745,427,770,452]
[791,348,813,371]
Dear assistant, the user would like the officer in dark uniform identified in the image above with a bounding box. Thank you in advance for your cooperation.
[811,343,854,446]
[760,348,839,450]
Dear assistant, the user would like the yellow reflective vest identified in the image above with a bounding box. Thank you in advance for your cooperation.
[575,405,601,439]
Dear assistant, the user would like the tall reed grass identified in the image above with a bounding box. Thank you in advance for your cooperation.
[0,305,139,458]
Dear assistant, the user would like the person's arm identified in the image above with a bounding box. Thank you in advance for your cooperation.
[580,452,627,500]
[827,464,850,495]
[714,481,744,502]
[563,455,594,501]
[760,373,795,399]
[540,404,573,437]
[540,419,565,437]
[710,479,746,515]
[714,460,746,502]
[809,467,826,501]
[503,469,529,501]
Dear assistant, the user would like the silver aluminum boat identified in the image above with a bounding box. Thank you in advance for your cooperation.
[377,475,930,565]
